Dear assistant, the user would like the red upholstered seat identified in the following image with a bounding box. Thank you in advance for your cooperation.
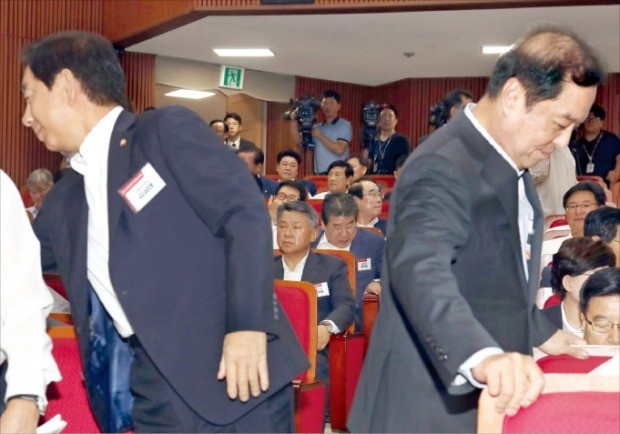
[44,327,100,433]
[543,294,561,308]
[381,199,390,214]
[43,273,68,300]
[362,293,380,357]
[368,175,396,189]
[274,280,325,433]
[304,175,328,193]
[549,218,568,228]
[537,355,612,374]
[503,391,620,433]
[478,374,620,433]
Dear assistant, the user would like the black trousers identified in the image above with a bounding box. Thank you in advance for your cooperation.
[128,337,295,433]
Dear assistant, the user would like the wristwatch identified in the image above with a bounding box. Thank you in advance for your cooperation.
[320,320,337,334]
[372,278,382,286]
[8,394,47,414]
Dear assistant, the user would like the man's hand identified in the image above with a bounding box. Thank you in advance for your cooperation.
[0,398,40,433]
[471,352,544,416]
[317,324,331,351]
[538,329,589,358]
[311,126,323,139]
[217,331,269,402]
[364,281,382,296]
[267,195,283,221]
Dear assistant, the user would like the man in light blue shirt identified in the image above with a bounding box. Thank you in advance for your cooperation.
[312,90,352,174]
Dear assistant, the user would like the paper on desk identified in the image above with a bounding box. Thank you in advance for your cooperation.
[37,414,67,434]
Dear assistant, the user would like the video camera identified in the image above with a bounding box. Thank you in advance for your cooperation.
[361,101,381,149]
[283,95,321,150]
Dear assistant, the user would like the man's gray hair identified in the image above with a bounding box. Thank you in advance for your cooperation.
[276,200,319,228]
[26,168,53,188]
[322,192,358,225]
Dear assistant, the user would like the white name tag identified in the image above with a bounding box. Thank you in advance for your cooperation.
[357,257,372,271]
[314,282,330,298]
[118,163,166,213]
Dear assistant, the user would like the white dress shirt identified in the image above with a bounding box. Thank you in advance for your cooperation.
[71,106,135,338]
[316,234,350,251]
[1,170,61,407]
[282,251,310,281]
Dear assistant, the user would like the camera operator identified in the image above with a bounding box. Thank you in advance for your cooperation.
[312,90,352,174]
[367,105,410,174]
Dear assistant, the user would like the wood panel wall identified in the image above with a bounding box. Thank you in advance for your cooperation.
[0,0,103,185]
[1,1,156,186]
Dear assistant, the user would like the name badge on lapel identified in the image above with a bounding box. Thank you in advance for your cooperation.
[357,257,372,271]
[314,282,330,298]
[118,163,166,213]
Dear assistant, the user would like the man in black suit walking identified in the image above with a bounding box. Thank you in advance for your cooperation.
[349,26,605,433]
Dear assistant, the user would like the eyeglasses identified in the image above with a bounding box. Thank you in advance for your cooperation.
[364,191,382,198]
[584,116,601,123]
[275,193,300,201]
[565,202,597,212]
[584,317,620,333]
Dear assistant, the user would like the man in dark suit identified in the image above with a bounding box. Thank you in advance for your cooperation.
[312,193,384,331]
[24,31,307,432]
[348,179,388,236]
[236,146,279,198]
[224,113,256,151]
[273,201,355,386]
[349,27,604,433]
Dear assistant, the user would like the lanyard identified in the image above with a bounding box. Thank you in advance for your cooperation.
[582,133,602,163]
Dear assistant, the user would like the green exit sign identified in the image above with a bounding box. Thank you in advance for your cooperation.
[219,65,245,90]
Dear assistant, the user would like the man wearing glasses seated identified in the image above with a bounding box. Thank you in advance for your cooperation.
[348,179,388,237]
[580,267,620,346]
[541,181,607,273]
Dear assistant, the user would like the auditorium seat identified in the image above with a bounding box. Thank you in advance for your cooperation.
[368,175,396,189]
[43,273,68,300]
[611,181,620,207]
[359,226,384,236]
[537,355,612,374]
[544,214,566,232]
[274,280,326,433]
[543,294,561,308]
[381,199,390,214]
[362,293,380,357]
[543,226,571,241]
[304,175,329,193]
[478,374,620,433]
[307,199,324,221]
[44,326,100,433]
[311,249,362,431]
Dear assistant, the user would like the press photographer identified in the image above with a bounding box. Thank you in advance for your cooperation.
[367,104,410,174]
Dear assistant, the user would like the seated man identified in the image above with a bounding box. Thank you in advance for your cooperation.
[348,178,387,236]
[25,168,53,221]
[580,267,620,346]
[346,154,368,183]
[236,146,279,198]
[541,181,606,271]
[585,207,620,267]
[275,150,317,196]
[312,193,385,331]
[312,160,353,199]
[544,238,614,334]
[273,201,355,391]
[268,180,308,249]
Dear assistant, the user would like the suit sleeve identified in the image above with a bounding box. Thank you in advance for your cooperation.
[153,106,275,333]
[324,259,355,332]
[387,153,499,394]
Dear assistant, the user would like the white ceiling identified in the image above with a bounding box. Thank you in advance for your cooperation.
[129,5,619,87]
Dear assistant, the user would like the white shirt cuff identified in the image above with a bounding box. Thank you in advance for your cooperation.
[453,347,504,388]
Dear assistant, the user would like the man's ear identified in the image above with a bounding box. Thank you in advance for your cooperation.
[57,68,79,105]
[310,227,318,243]
[501,77,525,116]
[562,274,574,294]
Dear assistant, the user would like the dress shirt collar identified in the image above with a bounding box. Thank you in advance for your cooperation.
[316,233,350,251]
[464,103,523,177]
[71,106,124,175]
[358,217,379,228]
[282,251,310,281]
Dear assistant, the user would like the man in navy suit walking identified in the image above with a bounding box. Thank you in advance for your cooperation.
[24,31,307,432]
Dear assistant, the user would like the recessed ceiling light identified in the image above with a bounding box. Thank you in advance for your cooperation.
[213,48,274,57]
[165,89,215,100]
[482,45,513,55]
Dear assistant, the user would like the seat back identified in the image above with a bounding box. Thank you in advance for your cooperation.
[537,355,613,374]
[312,249,356,333]
[45,326,100,433]
[368,175,396,189]
[362,293,380,356]
[478,374,620,433]
[543,227,571,241]
[543,293,561,308]
[304,175,329,193]
[274,279,318,382]
[43,273,68,300]
[307,199,324,222]
[359,225,383,236]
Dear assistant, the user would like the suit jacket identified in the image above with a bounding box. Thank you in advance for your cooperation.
[273,251,355,332]
[543,303,563,329]
[34,106,307,426]
[312,228,384,330]
[226,138,256,152]
[348,110,556,433]
[374,218,388,237]
[259,176,279,198]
